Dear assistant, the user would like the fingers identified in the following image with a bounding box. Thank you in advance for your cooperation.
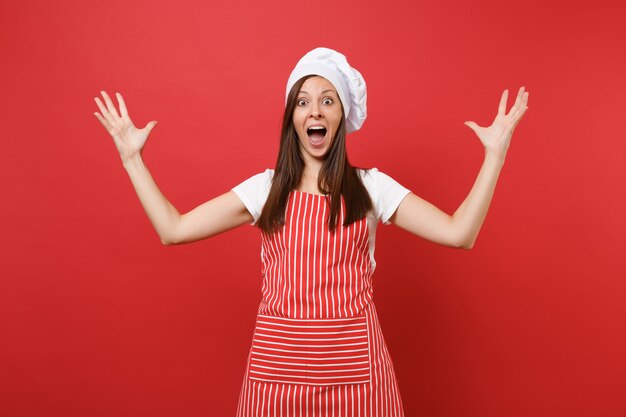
[508,86,527,115]
[94,90,131,131]
[116,92,129,118]
[100,91,121,120]
[516,97,529,121]
[93,111,112,131]
[144,120,158,132]
[464,121,480,133]
[523,89,529,107]
[94,96,116,127]
[511,88,529,122]
[498,89,509,116]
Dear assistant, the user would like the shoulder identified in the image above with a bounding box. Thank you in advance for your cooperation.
[234,169,274,189]
[356,167,389,191]
[357,167,411,225]
[248,168,274,182]
[357,167,380,179]
[231,169,274,224]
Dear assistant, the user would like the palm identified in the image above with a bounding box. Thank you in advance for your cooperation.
[110,116,149,157]
[94,91,157,162]
[465,87,529,160]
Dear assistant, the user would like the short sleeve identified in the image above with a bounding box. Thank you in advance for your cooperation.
[231,169,274,224]
[360,168,411,225]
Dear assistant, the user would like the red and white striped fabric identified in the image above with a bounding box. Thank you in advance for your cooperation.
[248,313,371,386]
[237,191,405,416]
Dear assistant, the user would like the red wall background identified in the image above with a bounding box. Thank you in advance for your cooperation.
[1,0,625,416]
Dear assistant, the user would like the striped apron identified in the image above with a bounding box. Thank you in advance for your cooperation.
[236,190,405,416]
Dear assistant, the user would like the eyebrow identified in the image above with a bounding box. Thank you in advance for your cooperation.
[299,89,336,95]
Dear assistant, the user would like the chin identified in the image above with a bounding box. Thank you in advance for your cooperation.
[299,141,331,160]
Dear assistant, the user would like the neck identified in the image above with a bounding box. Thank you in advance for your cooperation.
[298,162,324,194]
[303,165,320,179]
[301,154,323,178]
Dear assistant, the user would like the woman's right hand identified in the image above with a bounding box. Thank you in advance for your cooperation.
[93,91,157,164]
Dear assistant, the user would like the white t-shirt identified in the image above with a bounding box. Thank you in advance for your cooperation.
[231,168,411,271]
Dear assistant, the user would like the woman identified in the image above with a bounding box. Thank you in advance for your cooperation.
[94,47,529,416]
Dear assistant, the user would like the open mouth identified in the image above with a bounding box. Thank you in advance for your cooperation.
[307,126,327,144]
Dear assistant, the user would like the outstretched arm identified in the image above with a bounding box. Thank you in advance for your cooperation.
[94,91,252,245]
[390,86,529,249]
[121,155,252,245]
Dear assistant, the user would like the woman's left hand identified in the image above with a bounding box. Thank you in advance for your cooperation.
[464,86,529,161]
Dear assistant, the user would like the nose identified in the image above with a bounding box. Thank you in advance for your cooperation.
[309,102,323,118]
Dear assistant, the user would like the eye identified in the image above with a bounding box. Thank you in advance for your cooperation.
[322,98,333,105]
[297,99,307,106]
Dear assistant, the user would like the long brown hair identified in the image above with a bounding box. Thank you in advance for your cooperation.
[257,75,372,234]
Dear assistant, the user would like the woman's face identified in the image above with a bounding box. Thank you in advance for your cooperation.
[292,76,343,165]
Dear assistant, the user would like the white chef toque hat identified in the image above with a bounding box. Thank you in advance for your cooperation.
[285,47,367,134]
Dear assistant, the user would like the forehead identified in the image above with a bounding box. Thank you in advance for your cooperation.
[298,76,337,95]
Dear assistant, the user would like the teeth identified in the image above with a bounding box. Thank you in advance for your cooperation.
[309,126,325,130]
